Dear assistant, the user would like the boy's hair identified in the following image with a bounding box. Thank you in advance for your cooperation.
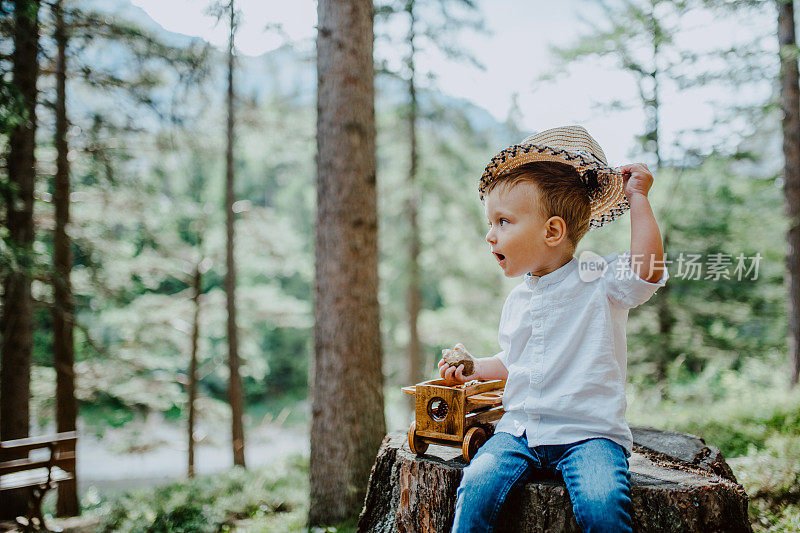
[484,161,591,249]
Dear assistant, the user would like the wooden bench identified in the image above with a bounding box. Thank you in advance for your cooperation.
[0,432,77,532]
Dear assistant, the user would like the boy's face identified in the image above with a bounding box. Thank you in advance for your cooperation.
[484,182,562,278]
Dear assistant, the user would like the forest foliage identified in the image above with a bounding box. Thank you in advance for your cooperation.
[0,0,791,441]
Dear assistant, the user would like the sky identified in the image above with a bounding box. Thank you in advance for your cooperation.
[128,0,775,167]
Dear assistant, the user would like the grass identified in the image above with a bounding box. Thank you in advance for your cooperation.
[627,353,800,532]
[730,434,800,532]
[627,355,800,458]
[87,456,310,532]
[79,456,359,533]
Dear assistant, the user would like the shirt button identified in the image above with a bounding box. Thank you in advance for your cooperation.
[534,321,542,328]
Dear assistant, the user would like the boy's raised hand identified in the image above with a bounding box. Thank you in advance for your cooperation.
[617,163,654,201]
[438,343,480,384]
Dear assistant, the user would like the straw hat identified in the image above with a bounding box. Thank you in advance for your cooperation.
[478,125,629,230]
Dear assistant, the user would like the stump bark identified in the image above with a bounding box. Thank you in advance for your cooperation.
[358,426,751,532]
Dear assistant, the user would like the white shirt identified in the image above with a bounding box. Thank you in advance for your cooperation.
[493,250,669,454]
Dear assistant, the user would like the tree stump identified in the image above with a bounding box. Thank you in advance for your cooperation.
[358,426,751,532]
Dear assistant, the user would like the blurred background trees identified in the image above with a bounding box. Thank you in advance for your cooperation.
[374,0,485,386]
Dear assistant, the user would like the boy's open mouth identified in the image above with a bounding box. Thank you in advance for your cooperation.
[493,252,505,261]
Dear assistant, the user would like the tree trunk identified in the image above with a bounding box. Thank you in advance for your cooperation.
[406,0,422,386]
[358,427,751,532]
[52,0,79,517]
[188,261,202,478]
[0,0,40,519]
[311,0,386,525]
[778,0,800,388]
[645,9,674,391]
[654,233,675,388]
[225,0,245,467]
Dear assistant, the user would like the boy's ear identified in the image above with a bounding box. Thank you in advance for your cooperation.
[544,216,568,247]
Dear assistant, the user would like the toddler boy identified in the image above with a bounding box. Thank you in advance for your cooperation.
[439,125,668,532]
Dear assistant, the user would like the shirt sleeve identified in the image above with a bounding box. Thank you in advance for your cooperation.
[493,350,508,370]
[603,250,669,309]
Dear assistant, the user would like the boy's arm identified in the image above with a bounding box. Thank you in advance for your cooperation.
[474,357,509,380]
[618,163,665,284]
[438,354,509,383]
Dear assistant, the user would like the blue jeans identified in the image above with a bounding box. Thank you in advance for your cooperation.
[452,432,632,533]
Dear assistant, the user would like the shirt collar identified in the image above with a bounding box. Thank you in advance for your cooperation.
[524,256,577,289]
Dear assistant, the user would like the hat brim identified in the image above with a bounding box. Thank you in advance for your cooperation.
[479,143,630,230]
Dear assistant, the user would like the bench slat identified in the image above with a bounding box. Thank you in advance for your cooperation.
[0,467,72,491]
[0,431,76,457]
[0,452,76,476]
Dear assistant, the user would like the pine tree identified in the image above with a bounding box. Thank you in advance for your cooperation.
[778,0,800,387]
[206,0,245,468]
[0,0,40,519]
[551,0,691,386]
[224,0,245,468]
[552,0,786,390]
[311,0,386,524]
[375,0,484,384]
[187,250,204,477]
[50,0,79,516]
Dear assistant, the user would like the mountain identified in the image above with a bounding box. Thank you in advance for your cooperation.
[82,0,514,140]
[83,0,201,49]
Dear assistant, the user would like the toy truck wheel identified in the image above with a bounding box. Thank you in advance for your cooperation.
[408,421,429,455]
[462,426,487,463]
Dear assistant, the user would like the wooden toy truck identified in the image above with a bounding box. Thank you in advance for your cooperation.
[402,379,505,462]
